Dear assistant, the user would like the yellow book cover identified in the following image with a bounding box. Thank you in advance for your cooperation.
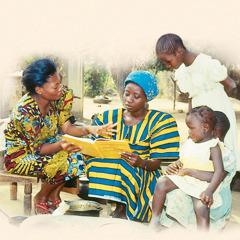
[63,134,132,159]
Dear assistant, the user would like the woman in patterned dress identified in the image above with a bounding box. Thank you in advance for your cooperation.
[4,58,116,214]
[85,70,180,222]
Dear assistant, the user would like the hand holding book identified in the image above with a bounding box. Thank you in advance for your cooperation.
[63,134,132,158]
[60,138,83,153]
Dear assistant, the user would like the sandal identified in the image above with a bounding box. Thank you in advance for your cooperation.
[48,199,62,210]
[35,202,52,215]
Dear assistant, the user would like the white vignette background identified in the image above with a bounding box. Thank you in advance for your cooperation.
[0,0,240,239]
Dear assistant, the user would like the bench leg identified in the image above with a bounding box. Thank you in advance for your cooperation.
[10,182,17,200]
[24,183,32,215]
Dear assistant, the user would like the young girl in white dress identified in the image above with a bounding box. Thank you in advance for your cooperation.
[149,110,236,231]
[155,33,239,171]
[150,106,226,231]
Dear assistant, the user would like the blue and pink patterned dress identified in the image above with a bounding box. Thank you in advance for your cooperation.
[4,86,84,184]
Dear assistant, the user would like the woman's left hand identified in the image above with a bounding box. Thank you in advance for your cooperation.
[86,122,118,137]
[120,152,143,167]
[60,139,83,153]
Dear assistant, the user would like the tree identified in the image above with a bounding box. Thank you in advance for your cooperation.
[110,54,168,102]
[84,60,109,98]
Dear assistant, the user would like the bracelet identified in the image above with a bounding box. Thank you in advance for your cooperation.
[144,161,148,170]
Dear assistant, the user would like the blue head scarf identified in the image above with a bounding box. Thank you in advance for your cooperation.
[124,70,159,102]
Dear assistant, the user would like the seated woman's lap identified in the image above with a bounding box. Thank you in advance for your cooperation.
[85,157,162,221]
[6,150,84,184]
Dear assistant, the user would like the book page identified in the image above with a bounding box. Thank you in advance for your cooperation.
[63,135,100,157]
[96,140,131,158]
[63,135,94,143]
[63,134,131,159]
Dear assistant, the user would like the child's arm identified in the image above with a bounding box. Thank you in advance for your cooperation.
[165,160,183,175]
[200,144,225,208]
[220,76,236,96]
[177,168,227,182]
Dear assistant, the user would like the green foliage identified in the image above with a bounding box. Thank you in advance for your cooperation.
[17,55,40,71]
[84,60,109,97]
[131,54,171,99]
[111,54,170,102]
[132,54,169,74]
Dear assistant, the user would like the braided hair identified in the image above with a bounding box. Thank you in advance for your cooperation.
[187,106,216,131]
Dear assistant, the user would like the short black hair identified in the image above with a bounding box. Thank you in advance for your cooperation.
[214,111,230,138]
[156,33,186,55]
[22,58,57,94]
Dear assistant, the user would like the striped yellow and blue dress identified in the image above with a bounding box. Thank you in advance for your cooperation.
[4,86,84,184]
[85,109,180,222]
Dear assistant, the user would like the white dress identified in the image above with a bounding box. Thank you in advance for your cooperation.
[153,141,236,231]
[167,138,222,209]
[175,53,240,170]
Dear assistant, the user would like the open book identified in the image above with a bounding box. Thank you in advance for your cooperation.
[63,134,132,159]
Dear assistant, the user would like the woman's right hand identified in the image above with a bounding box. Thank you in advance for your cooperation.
[60,139,83,153]
[86,122,118,137]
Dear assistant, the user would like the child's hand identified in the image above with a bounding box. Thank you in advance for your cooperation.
[177,168,187,176]
[60,139,83,153]
[165,161,183,175]
[200,189,213,208]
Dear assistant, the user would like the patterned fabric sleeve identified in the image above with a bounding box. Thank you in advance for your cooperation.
[56,85,76,128]
[4,100,41,166]
[149,112,180,160]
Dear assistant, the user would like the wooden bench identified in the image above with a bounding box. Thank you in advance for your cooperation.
[0,169,39,215]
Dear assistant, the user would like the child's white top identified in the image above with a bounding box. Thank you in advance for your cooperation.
[167,138,222,209]
[180,138,219,171]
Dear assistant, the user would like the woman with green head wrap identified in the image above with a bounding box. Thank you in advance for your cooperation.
[85,70,180,222]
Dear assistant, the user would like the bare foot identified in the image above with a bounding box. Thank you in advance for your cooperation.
[154,223,166,232]
[110,203,127,219]
[149,219,166,232]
